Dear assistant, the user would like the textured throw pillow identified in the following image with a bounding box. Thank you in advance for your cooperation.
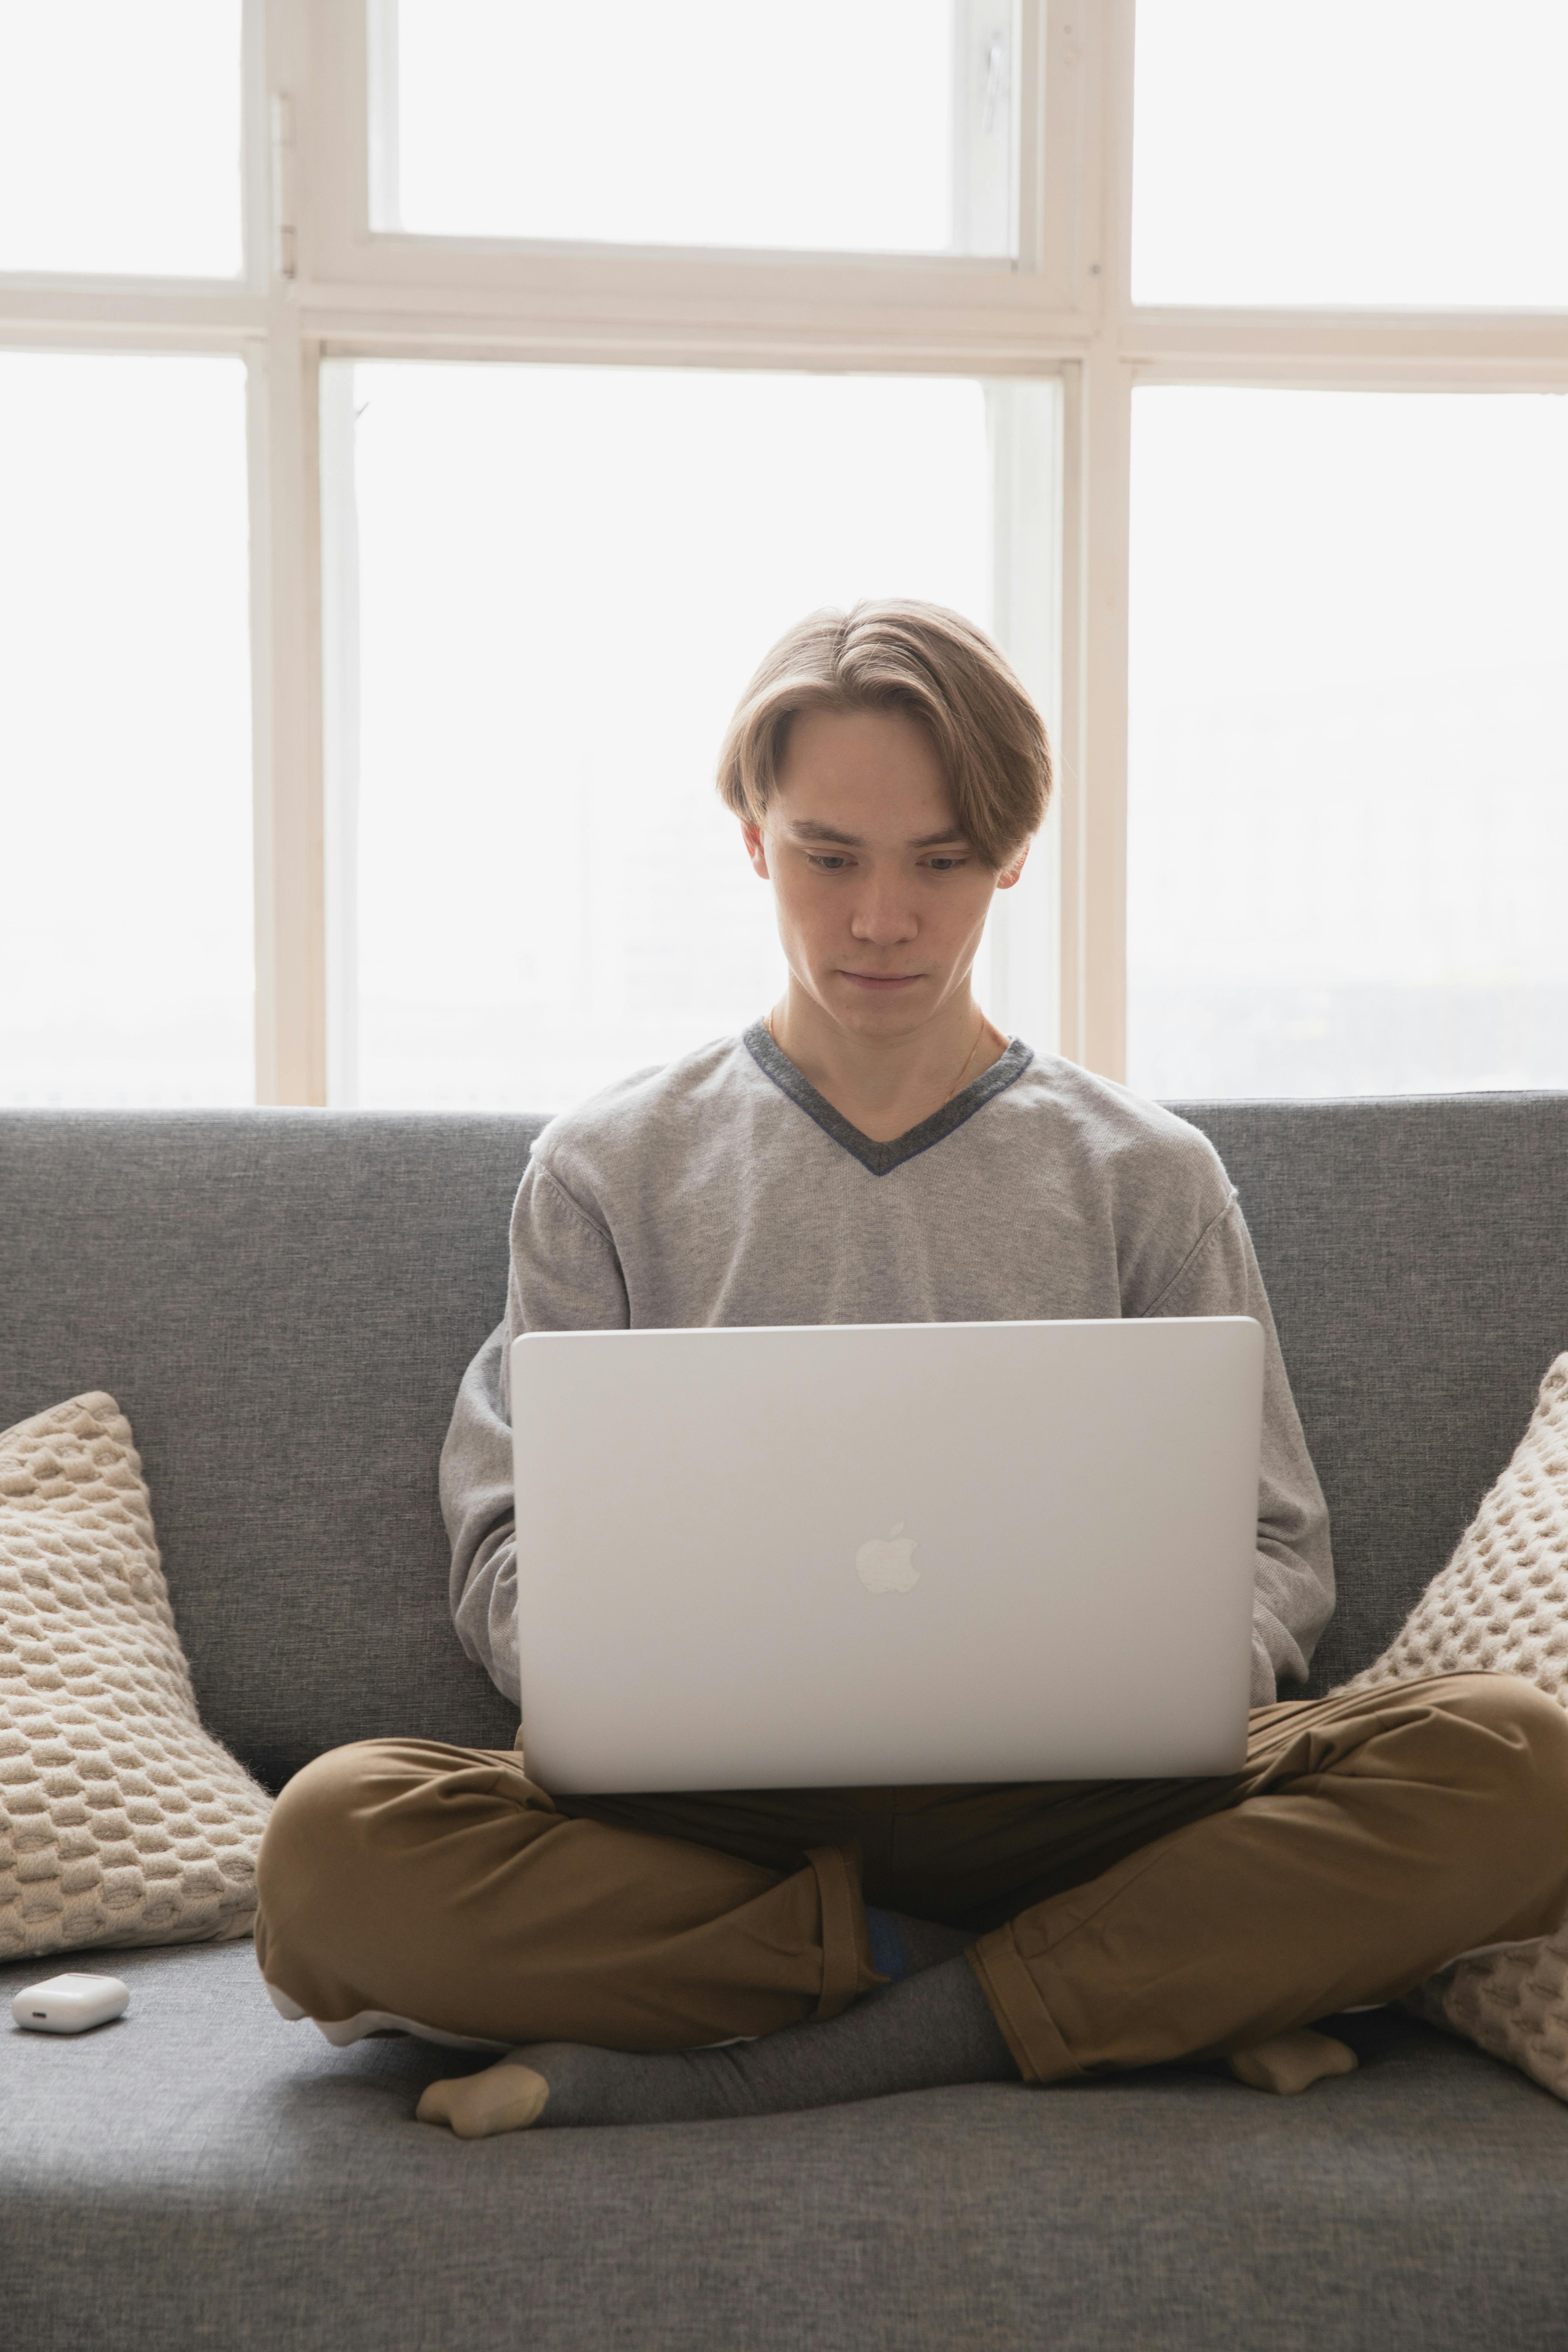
[0,1392,273,1960]
[1338,1352,1568,2102]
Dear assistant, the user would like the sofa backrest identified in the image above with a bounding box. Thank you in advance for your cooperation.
[3,1094,1564,1784]
[1170,1094,1568,1694]
[2,1113,539,1787]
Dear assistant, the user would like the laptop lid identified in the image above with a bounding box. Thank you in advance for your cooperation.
[511,1316,1262,1793]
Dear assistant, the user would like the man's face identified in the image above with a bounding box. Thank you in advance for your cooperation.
[743,705,1026,1041]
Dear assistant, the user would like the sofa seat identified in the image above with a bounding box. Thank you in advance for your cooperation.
[5,1941,1567,2352]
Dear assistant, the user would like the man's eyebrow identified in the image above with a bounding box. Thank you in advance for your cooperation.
[783,820,972,849]
[786,820,864,846]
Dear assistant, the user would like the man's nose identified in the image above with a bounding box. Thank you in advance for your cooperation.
[848,874,918,945]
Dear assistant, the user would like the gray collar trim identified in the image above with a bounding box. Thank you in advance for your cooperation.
[743,1020,1035,1177]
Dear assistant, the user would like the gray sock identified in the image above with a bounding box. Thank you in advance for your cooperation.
[509,1952,1021,2129]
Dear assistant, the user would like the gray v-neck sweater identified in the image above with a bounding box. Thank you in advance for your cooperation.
[440,1024,1334,1714]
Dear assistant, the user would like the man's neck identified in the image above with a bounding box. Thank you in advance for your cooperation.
[768,987,1008,1144]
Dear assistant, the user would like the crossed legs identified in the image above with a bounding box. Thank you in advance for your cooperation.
[254,1674,1568,2124]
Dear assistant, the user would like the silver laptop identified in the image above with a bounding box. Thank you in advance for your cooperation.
[510,1317,1263,1792]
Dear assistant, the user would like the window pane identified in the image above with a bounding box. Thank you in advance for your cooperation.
[0,354,253,1105]
[1133,0,1568,308]
[386,0,1017,257]
[1127,390,1568,1099]
[0,0,242,278]
[334,362,1055,1111]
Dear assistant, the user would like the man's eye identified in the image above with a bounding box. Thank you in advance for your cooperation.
[810,855,852,871]
[924,857,967,873]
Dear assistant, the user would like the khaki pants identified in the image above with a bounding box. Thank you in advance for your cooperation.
[254,1673,1568,2083]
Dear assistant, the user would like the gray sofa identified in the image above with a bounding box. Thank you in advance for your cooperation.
[3,1094,1567,2352]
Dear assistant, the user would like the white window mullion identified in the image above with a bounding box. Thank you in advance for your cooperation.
[246,0,329,1104]
[318,360,360,1107]
[985,375,1064,1056]
[247,316,327,1106]
[1075,340,1132,1083]
[1052,358,1087,1068]
[1068,0,1135,1083]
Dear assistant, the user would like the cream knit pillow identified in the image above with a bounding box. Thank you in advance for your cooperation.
[0,1391,273,1960]
[1338,1352,1568,2101]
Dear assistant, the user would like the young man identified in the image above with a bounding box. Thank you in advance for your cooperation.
[255,601,1568,2138]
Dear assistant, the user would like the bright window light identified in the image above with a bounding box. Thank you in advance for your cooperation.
[0,0,243,278]
[330,361,1054,1112]
[1127,388,1568,1098]
[384,0,1017,257]
[0,352,253,1107]
[1133,0,1568,309]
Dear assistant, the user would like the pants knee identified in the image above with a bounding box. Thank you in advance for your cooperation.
[254,1739,547,2033]
[254,1737,434,1989]
[1426,1672,1568,1851]
[255,1737,533,1991]
[258,1741,382,1901]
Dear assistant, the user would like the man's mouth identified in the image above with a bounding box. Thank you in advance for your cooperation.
[840,972,924,990]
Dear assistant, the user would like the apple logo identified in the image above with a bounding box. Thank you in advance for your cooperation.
[856,1522,920,1595]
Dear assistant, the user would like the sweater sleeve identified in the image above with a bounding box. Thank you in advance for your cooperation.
[1146,1197,1334,1706]
[439,1157,630,1706]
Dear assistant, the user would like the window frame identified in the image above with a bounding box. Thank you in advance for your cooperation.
[0,0,1564,1104]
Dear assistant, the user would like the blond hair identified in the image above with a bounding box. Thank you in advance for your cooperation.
[715,601,1051,870]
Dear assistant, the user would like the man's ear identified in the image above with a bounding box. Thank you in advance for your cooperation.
[742,822,771,880]
[995,841,1031,892]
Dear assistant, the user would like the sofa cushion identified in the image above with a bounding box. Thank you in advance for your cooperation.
[3,1941,1567,2352]
[0,1392,271,1959]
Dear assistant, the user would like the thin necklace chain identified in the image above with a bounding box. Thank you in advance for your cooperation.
[766,1009,990,1108]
